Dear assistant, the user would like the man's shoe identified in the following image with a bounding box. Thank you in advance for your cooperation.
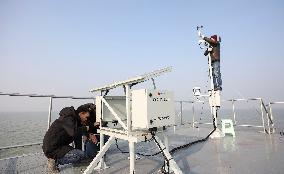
[47,158,60,173]
[214,87,222,91]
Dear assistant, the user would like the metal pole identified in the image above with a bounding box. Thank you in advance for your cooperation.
[213,106,218,128]
[47,97,53,130]
[208,54,214,91]
[129,141,135,174]
[180,101,183,125]
[192,102,195,128]
[98,131,105,169]
[232,100,237,125]
[259,99,266,133]
[151,78,156,90]
[268,103,275,133]
[126,84,132,133]
[208,54,218,129]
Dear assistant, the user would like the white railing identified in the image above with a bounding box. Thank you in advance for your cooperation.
[175,97,276,134]
[267,101,284,133]
[0,92,94,151]
[0,92,280,152]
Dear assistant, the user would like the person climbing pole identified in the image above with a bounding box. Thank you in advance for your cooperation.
[198,30,222,91]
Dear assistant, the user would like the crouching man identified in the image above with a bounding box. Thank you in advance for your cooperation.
[42,104,97,173]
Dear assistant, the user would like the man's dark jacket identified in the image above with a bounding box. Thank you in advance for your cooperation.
[42,106,87,159]
[204,37,220,62]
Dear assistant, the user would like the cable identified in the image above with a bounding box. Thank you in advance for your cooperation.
[114,116,217,173]
[151,132,171,174]
[170,116,217,154]
[114,134,170,173]
[114,138,165,157]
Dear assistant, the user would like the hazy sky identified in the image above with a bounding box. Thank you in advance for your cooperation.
[1,0,284,111]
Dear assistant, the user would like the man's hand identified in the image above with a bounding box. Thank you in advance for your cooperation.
[198,31,204,39]
[82,135,88,143]
[89,133,98,144]
[94,122,100,127]
[198,39,205,45]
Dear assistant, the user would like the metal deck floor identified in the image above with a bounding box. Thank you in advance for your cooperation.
[1,125,284,174]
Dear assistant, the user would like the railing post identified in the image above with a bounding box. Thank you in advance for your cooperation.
[47,97,53,130]
[259,99,266,133]
[180,101,183,125]
[232,100,237,125]
[192,102,195,128]
[268,103,275,133]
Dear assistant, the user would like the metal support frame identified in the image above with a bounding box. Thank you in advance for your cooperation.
[83,129,183,174]
[84,136,115,174]
[86,67,183,173]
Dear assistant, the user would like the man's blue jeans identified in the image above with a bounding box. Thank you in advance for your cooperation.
[85,135,109,158]
[57,149,86,165]
[85,140,99,158]
[212,61,222,90]
[58,135,108,165]
[57,140,100,165]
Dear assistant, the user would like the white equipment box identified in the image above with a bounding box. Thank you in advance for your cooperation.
[132,89,175,129]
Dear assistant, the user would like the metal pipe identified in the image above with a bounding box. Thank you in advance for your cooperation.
[71,97,95,99]
[129,141,135,174]
[47,97,53,130]
[236,124,264,128]
[126,85,132,133]
[232,100,237,125]
[192,102,195,128]
[180,101,183,125]
[259,99,266,133]
[99,131,105,169]
[268,103,275,133]
[0,142,42,150]
[269,101,284,104]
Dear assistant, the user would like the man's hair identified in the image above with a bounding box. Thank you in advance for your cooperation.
[210,35,218,41]
[76,104,90,114]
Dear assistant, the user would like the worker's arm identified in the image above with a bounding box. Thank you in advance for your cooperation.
[204,37,218,46]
